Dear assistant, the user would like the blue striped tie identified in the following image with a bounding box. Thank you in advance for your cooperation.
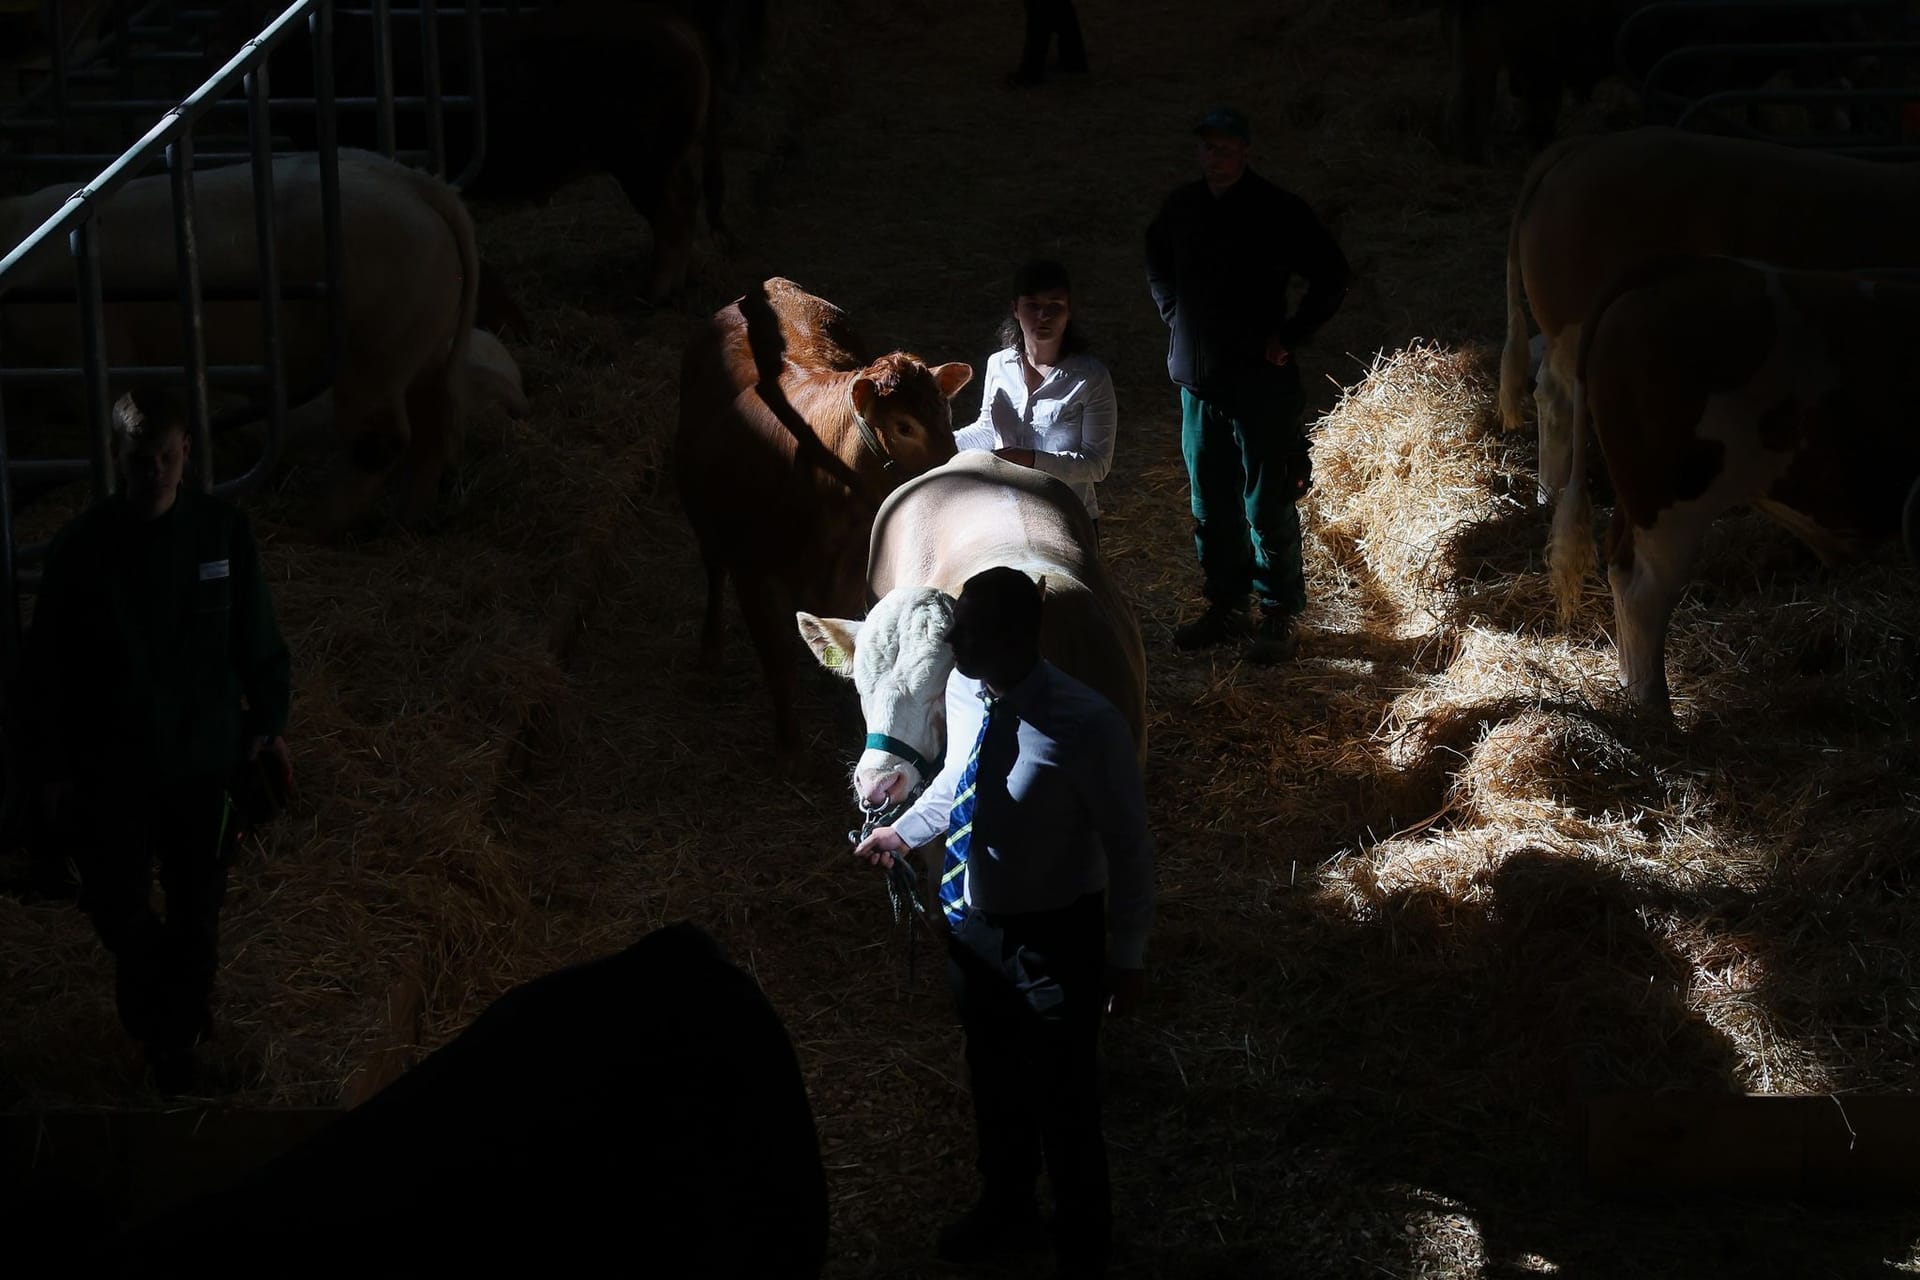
[941,691,999,926]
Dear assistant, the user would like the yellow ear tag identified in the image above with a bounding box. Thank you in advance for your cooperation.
[822,643,846,670]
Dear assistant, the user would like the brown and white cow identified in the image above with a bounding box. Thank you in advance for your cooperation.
[795,451,1146,815]
[0,148,487,527]
[1499,128,1920,503]
[675,277,970,751]
[1547,255,1920,713]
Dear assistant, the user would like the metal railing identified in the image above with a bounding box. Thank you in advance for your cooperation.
[0,0,506,679]
[2,1,233,156]
[1618,0,1920,156]
[343,0,492,185]
[2,0,496,186]
[0,0,344,677]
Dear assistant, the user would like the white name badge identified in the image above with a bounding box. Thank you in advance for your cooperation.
[199,559,231,581]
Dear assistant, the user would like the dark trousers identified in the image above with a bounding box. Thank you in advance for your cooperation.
[1180,371,1309,614]
[1018,0,1087,75]
[947,891,1110,1274]
[71,776,232,1055]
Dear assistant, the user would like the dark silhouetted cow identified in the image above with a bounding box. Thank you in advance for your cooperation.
[210,0,719,303]
[98,922,829,1278]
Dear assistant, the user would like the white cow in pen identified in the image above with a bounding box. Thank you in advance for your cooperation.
[0,147,523,527]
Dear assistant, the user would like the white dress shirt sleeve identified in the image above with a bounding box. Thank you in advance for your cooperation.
[951,352,1006,454]
[1087,706,1154,969]
[889,671,976,851]
[1031,359,1118,490]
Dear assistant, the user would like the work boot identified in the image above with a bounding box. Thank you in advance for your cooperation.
[1245,609,1301,665]
[935,1200,1050,1263]
[1172,601,1249,651]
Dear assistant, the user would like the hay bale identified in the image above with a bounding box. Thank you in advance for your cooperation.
[1456,707,1649,827]
[1310,343,1540,637]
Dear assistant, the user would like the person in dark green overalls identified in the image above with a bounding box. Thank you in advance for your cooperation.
[1146,106,1350,663]
[23,394,291,1096]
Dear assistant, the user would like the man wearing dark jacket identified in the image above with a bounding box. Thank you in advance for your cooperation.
[1145,107,1350,662]
[24,393,291,1095]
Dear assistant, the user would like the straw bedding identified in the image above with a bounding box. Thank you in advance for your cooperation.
[5,0,1920,1275]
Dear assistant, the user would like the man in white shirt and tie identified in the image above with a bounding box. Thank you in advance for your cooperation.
[856,566,1154,1279]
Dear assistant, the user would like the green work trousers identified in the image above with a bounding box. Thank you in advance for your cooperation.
[1179,370,1309,614]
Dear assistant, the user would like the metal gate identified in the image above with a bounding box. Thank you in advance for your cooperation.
[0,0,345,679]
[1618,0,1920,156]
[0,0,499,659]
[0,0,501,844]
[0,0,492,183]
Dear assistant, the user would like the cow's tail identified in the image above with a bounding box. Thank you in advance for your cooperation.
[1546,379,1596,627]
[368,158,478,522]
[1498,134,1589,434]
[404,161,479,450]
[376,156,478,410]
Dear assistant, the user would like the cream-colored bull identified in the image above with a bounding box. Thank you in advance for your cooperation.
[796,451,1146,813]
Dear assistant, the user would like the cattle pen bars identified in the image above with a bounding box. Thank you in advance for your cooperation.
[0,0,342,680]
[1,0,491,187]
[1618,0,1920,157]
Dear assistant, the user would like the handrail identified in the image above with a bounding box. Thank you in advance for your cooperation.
[0,0,494,656]
[1640,40,1920,111]
[1675,82,1920,153]
[1617,0,1903,91]
[1612,0,1920,155]
[0,0,341,690]
[0,0,320,285]
[5,0,493,187]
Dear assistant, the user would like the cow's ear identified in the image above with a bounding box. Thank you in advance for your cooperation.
[796,612,861,677]
[1033,573,1048,600]
[849,377,877,419]
[931,362,973,399]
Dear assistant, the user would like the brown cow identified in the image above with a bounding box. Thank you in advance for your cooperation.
[1501,128,1920,506]
[1547,255,1920,714]
[675,277,970,751]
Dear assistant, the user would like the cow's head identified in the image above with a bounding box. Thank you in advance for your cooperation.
[796,586,956,811]
[848,353,971,476]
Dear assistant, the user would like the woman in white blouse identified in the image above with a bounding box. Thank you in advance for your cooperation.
[954,259,1118,536]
